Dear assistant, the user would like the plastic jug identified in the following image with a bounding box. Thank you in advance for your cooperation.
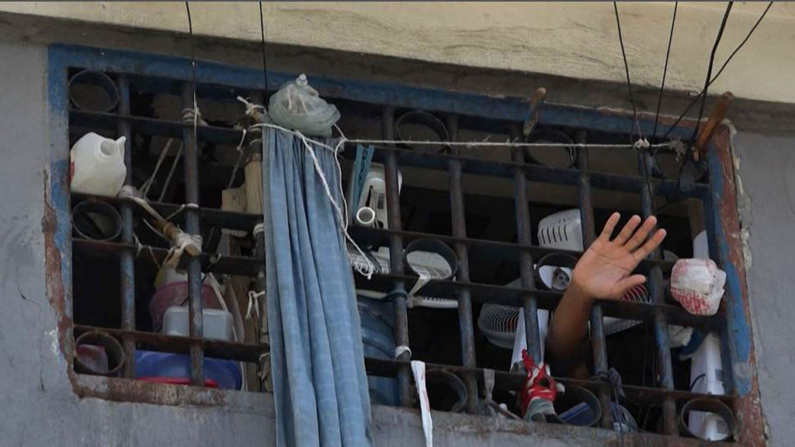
[70,132,127,196]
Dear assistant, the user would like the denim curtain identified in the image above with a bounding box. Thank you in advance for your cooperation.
[262,128,373,447]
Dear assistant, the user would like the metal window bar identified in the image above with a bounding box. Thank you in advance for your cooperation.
[181,82,205,385]
[509,126,542,366]
[382,106,412,406]
[117,75,136,379]
[575,131,614,429]
[446,115,478,414]
[61,62,741,439]
[639,148,677,435]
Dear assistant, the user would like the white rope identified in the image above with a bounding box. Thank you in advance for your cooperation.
[227,128,249,189]
[395,345,412,360]
[140,138,175,198]
[236,96,266,118]
[157,143,183,203]
[247,290,265,320]
[164,232,202,268]
[251,123,678,151]
[252,122,375,278]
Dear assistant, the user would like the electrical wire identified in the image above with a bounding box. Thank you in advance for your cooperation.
[258,1,270,94]
[661,1,771,140]
[687,2,733,147]
[652,2,678,138]
[614,2,657,219]
[613,2,641,141]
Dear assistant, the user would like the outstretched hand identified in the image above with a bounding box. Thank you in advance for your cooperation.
[572,213,667,300]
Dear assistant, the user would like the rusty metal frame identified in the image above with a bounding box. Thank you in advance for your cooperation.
[43,44,764,445]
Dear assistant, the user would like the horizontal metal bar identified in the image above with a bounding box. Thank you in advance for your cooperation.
[69,110,707,198]
[356,272,720,330]
[349,225,674,274]
[74,325,267,363]
[72,193,262,232]
[55,45,695,139]
[341,144,708,197]
[70,109,243,146]
[73,238,262,277]
[363,357,736,407]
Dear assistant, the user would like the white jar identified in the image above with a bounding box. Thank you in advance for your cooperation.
[70,132,127,196]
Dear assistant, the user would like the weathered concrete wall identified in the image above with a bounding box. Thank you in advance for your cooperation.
[734,131,795,447]
[0,2,793,104]
[0,15,793,447]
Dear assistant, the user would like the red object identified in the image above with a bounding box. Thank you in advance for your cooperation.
[138,376,219,388]
[520,350,560,415]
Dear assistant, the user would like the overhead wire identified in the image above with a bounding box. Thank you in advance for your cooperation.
[652,2,678,139]
[661,1,771,141]
[258,1,270,94]
[613,1,641,141]
[687,1,734,147]
[614,1,656,222]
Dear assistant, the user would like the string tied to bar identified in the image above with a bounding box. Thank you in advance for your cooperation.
[164,232,202,269]
[394,345,412,360]
[247,290,265,320]
[251,122,375,279]
[181,106,208,127]
[236,96,266,119]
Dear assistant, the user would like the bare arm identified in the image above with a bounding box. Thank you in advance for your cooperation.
[546,212,667,378]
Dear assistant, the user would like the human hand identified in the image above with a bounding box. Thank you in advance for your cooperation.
[571,213,666,301]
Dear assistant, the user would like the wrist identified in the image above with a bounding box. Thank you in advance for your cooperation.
[567,278,595,305]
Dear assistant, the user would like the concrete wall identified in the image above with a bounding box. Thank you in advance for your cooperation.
[734,131,795,447]
[0,8,794,446]
[0,2,793,104]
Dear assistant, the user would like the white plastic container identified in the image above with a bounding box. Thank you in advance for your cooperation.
[70,132,127,196]
[688,333,729,440]
[162,306,234,341]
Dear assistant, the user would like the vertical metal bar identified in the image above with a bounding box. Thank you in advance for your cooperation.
[383,106,411,406]
[181,82,204,385]
[446,116,478,414]
[117,76,135,379]
[639,149,677,435]
[575,131,614,429]
[510,126,541,363]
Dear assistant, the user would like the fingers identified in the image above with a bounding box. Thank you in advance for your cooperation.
[612,214,641,245]
[633,228,667,261]
[614,274,647,298]
[597,212,621,242]
[625,215,658,251]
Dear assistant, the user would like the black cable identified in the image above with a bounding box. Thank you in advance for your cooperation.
[687,2,733,147]
[613,2,641,140]
[689,373,707,391]
[652,2,678,138]
[661,2,771,140]
[258,1,270,94]
[185,2,196,90]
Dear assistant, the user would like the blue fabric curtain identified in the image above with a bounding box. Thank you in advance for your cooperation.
[262,128,373,447]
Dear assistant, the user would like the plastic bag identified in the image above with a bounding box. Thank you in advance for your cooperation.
[268,74,340,137]
[670,259,727,316]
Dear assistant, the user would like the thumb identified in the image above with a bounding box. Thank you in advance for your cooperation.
[613,274,647,299]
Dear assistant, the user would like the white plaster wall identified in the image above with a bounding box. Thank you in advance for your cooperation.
[0,2,792,104]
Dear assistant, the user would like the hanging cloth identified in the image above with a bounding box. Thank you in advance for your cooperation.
[262,127,373,447]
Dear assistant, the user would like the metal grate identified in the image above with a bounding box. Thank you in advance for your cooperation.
[50,44,752,443]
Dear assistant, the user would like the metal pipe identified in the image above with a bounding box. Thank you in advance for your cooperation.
[383,106,411,406]
[181,82,204,385]
[446,115,478,414]
[639,148,677,435]
[117,76,136,379]
[575,130,614,429]
[510,125,541,363]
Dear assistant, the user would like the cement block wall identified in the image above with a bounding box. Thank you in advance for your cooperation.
[0,34,792,446]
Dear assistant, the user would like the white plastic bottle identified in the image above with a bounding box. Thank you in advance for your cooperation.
[70,132,127,196]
